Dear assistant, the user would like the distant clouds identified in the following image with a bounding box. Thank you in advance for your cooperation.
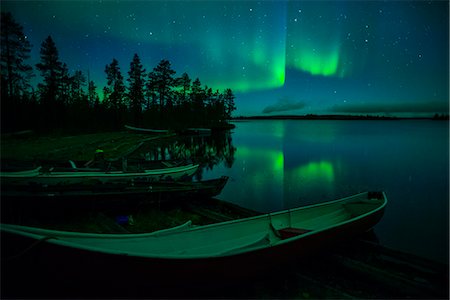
[329,101,449,114]
[262,97,306,114]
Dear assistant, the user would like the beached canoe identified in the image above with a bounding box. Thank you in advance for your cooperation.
[0,166,42,178]
[124,124,170,134]
[1,163,199,186]
[1,192,386,285]
[2,176,229,200]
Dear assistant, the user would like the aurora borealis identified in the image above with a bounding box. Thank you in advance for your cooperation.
[2,1,449,116]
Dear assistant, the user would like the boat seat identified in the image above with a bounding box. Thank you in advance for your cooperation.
[278,228,311,240]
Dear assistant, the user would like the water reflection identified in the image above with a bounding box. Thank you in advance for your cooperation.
[208,146,284,211]
[129,132,236,180]
[284,160,336,208]
[294,161,335,183]
[200,121,343,211]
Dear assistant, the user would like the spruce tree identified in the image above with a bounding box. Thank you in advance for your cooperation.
[191,78,205,111]
[178,72,191,106]
[35,35,64,129]
[88,80,98,107]
[35,35,63,107]
[223,88,236,119]
[60,63,71,105]
[104,58,125,110]
[145,71,158,111]
[0,12,33,98]
[152,59,176,108]
[70,70,86,103]
[127,53,146,125]
[104,58,126,128]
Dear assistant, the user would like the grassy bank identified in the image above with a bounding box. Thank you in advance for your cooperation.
[1,131,174,162]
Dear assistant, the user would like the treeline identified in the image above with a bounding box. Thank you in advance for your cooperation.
[1,12,236,134]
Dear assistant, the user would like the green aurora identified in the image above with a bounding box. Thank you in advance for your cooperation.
[2,1,448,115]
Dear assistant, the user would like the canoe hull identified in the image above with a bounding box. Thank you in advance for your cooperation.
[124,124,170,134]
[1,164,199,186]
[2,201,384,294]
[2,176,229,202]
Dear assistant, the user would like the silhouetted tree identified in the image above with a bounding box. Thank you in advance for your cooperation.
[208,89,225,123]
[1,12,34,132]
[104,58,126,128]
[88,80,98,107]
[190,78,204,109]
[36,36,63,104]
[59,63,71,104]
[145,70,158,111]
[176,72,191,106]
[127,53,146,126]
[0,12,33,99]
[35,35,65,129]
[104,58,126,110]
[223,88,236,119]
[152,59,176,108]
[70,70,86,103]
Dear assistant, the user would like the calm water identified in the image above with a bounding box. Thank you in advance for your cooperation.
[202,120,449,263]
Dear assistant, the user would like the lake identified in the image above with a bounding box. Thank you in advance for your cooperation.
[202,120,449,264]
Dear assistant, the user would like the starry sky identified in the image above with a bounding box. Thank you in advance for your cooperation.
[2,0,449,116]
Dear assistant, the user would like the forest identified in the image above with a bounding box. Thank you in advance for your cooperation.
[1,12,236,134]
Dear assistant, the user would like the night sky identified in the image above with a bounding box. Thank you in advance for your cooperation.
[2,1,449,116]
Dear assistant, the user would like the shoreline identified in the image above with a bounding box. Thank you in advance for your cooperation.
[233,114,449,121]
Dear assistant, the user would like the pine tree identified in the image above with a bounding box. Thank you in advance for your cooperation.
[35,35,63,107]
[145,71,158,111]
[127,53,146,125]
[59,63,71,105]
[191,78,204,111]
[104,58,125,110]
[35,35,65,129]
[70,70,86,103]
[104,58,126,128]
[88,80,98,107]
[178,72,191,106]
[223,88,236,119]
[0,12,33,99]
[152,59,176,108]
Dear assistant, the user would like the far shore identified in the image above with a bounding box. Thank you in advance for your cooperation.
[232,114,449,121]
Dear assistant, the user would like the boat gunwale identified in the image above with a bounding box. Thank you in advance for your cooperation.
[36,164,199,178]
[124,125,170,133]
[1,192,387,260]
[2,176,229,197]
[0,166,42,177]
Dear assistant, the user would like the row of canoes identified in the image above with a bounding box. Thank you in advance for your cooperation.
[0,158,234,201]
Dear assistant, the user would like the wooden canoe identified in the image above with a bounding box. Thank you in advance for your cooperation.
[1,192,386,286]
[0,166,42,178]
[2,176,229,200]
[1,163,199,186]
[124,124,170,134]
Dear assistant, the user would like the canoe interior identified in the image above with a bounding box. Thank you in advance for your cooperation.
[1,192,386,259]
